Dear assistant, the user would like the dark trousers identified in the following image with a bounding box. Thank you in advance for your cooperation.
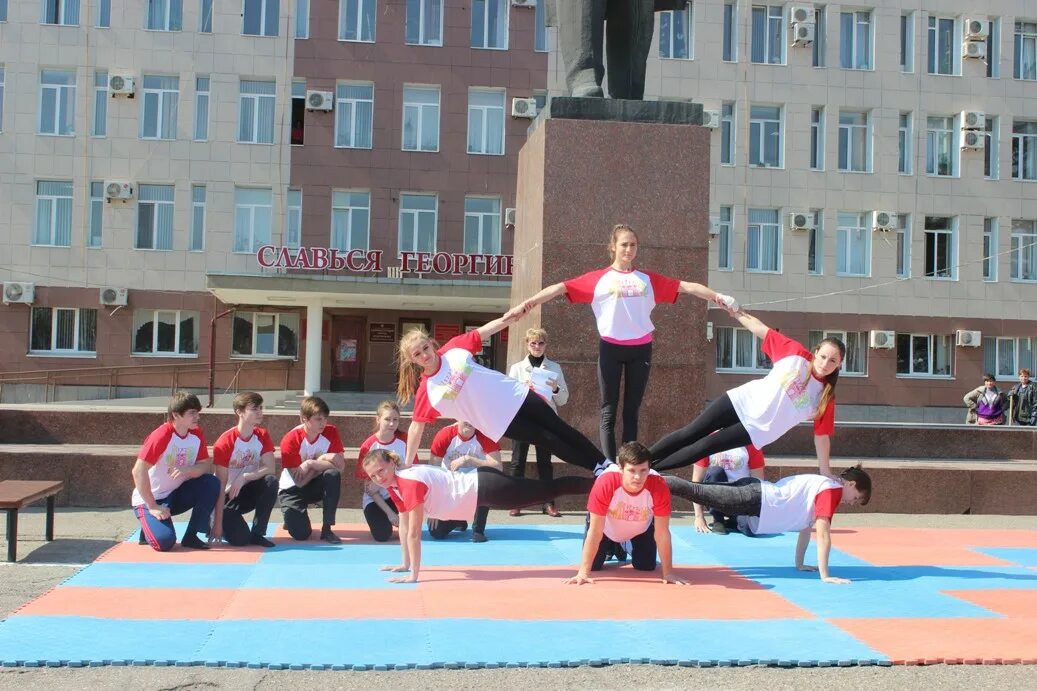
[701,466,738,524]
[221,475,278,546]
[363,500,398,542]
[476,466,594,508]
[277,469,341,540]
[135,474,221,552]
[511,441,555,505]
[598,339,653,460]
[427,506,489,540]
[591,521,658,572]
[651,394,753,471]
[556,0,656,98]
[504,391,604,472]
[664,476,763,518]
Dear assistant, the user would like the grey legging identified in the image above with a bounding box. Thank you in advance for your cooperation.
[663,476,763,518]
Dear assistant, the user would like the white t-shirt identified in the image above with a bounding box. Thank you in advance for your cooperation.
[277,424,345,490]
[355,432,408,509]
[131,423,209,506]
[586,465,672,543]
[726,330,836,448]
[564,267,680,345]
[748,474,843,534]
[430,425,501,472]
[388,464,479,522]
[412,330,529,442]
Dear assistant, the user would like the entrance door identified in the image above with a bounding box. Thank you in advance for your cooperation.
[330,317,365,391]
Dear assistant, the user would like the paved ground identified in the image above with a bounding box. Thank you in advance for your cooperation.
[2,509,1035,690]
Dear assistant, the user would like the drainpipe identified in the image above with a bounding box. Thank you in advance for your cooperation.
[208,294,236,408]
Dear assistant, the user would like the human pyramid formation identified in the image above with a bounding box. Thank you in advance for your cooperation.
[131,225,872,586]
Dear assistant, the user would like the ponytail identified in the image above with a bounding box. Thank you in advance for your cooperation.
[396,329,438,404]
[813,337,846,420]
[362,448,401,470]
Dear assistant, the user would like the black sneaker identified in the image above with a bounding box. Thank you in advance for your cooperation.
[471,532,488,543]
[710,521,729,535]
[138,532,148,545]
[250,534,276,548]
[320,526,342,544]
[181,532,210,550]
[612,542,628,562]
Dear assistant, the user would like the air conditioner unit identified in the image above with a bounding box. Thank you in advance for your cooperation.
[960,129,985,150]
[701,109,720,129]
[869,330,895,349]
[511,0,536,7]
[99,287,128,306]
[962,40,987,60]
[104,180,134,201]
[964,18,989,40]
[960,110,985,130]
[305,90,334,111]
[504,207,516,226]
[708,216,721,237]
[511,97,537,119]
[873,211,897,232]
[108,73,135,97]
[2,282,35,305]
[791,21,815,46]
[956,329,982,347]
[787,210,815,232]
[790,5,815,24]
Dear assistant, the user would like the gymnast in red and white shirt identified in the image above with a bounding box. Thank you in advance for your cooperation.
[506,224,738,460]
[362,449,593,583]
[665,465,872,584]
[652,310,844,475]
[354,400,413,542]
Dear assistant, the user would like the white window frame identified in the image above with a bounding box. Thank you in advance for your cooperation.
[194,76,209,141]
[715,326,772,372]
[716,205,733,271]
[746,207,782,273]
[722,2,737,62]
[335,82,374,149]
[840,10,872,70]
[926,115,958,177]
[987,17,1001,78]
[984,116,999,179]
[1012,120,1037,181]
[467,88,506,156]
[0,66,5,132]
[135,184,175,250]
[331,190,371,251]
[807,210,823,275]
[750,4,784,65]
[232,311,300,359]
[983,217,998,282]
[145,0,182,31]
[40,0,79,25]
[987,337,1035,381]
[38,69,76,136]
[900,12,914,72]
[132,309,199,357]
[836,211,870,277]
[402,85,441,152]
[1016,21,1037,80]
[812,6,826,67]
[809,330,867,376]
[238,79,276,144]
[896,213,911,278]
[720,102,735,165]
[88,181,103,248]
[29,307,96,356]
[1011,218,1037,282]
[406,0,443,46]
[927,15,959,76]
[140,74,179,140]
[896,333,953,378]
[190,184,206,252]
[837,109,870,173]
[339,0,376,42]
[91,70,107,137]
[810,106,825,170]
[748,104,782,168]
[898,111,913,174]
[398,192,438,255]
[234,187,273,253]
[923,215,957,280]
[286,188,302,249]
[471,0,508,50]
[463,195,502,255]
[294,0,309,38]
[242,0,279,37]
[659,4,693,60]
[534,0,548,52]
[33,180,73,247]
[199,0,212,32]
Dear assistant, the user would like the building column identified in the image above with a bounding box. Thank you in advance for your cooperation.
[304,302,323,396]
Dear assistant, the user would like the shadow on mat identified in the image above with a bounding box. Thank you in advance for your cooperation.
[16,538,120,565]
[420,566,772,588]
[735,564,1037,583]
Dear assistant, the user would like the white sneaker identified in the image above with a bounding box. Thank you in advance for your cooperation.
[593,459,614,477]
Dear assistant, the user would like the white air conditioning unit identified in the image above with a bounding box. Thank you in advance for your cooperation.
[305,90,334,111]
[791,21,815,46]
[787,210,815,232]
[701,109,720,129]
[960,129,984,150]
[504,207,516,226]
[511,97,537,119]
[964,18,989,40]
[2,282,35,305]
[104,180,134,201]
[873,211,897,232]
[708,216,721,237]
[99,287,128,306]
[962,40,987,60]
[108,73,135,97]
[956,329,982,347]
[961,110,985,130]
[869,330,895,349]
[511,0,536,6]
[790,5,815,24]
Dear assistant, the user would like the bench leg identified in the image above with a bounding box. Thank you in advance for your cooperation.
[5,509,16,562]
[46,495,56,542]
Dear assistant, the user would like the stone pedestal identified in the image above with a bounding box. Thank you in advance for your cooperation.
[509,98,711,450]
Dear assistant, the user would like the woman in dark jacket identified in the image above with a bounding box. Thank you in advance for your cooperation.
[964,374,1006,425]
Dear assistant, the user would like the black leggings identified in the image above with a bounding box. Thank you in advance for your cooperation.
[504,391,604,472]
[475,467,594,509]
[363,501,397,542]
[598,339,652,460]
[650,394,752,471]
[664,476,763,517]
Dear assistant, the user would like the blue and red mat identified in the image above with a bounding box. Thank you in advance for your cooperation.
[2,524,1037,669]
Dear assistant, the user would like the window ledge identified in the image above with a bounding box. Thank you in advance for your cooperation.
[838,169,873,175]
[341,38,376,44]
[1009,279,1037,284]
[28,352,98,359]
[230,355,298,362]
[37,133,76,138]
[840,371,868,378]
[334,144,374,150]
[895,374,954,380]
[405,41,444,48]
[716,368,772,375]
[923,276,958,282]
[131,353,199,359]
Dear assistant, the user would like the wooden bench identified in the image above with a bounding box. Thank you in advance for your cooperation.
[0,480,63,562]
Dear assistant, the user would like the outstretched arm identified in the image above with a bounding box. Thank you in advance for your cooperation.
[566,513,605,585]
[504,283,568,321]
[814,435,833,477]
[799,517,849,584]
[475,312,522,341]
[654,516,686,585]
[732,310,771,340]
[403,421,426,469]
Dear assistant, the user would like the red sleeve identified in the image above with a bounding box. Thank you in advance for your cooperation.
[693,458,708,468]
[322,425,345,453]
[814,487,843,521]
[191,429,209,461]
[747,445,766,469]
[257,428,275,454]
[645,475,672,517]
[279,428,302,469]
[647,272,680,304]
[429,427,455,459]
[586,473,623,515]
[138,424,173,465]
[212,429,235,468]
[474,430,501,454]
[388,475,429,513]
[440,330,483,356]
[355,435,376,480]
[563,268,607,304]
[761,329,811,363]
[411,381,440,424]
[813,401,836,436]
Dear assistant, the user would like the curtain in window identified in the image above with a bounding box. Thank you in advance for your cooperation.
[750,6,766,63]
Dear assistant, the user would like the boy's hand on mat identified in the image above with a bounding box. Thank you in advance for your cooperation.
[661,574,687,586]
[381,565,410,573]
[821,576,851,584]
[694,517,710,533]
[564,573,594,585]
[148,506,171,521]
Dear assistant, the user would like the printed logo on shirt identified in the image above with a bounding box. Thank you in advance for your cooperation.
[779,368,815,411]
[608,500,651,523]
[230,449,256,470]
[433,361,474,401]
[607,273,648,299]
[710,450,746,471]
[165,446,192,475]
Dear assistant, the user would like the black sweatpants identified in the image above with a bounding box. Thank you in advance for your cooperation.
[427,506,489,539]
[504,391,604,472]
[591,521,657,572]
[651,394,753,471]
[222,474,279,546]
[511,441,554,483]
[363,500,398,542]
[475,466,594,509]
[598,339,653,460]
[664,476,763,518]
[277,468,341,540]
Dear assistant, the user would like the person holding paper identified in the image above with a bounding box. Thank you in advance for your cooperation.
[507,327,569,517]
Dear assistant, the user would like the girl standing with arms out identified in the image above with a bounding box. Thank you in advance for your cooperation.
[397,314,610,477]
[507,224,737,460]
[651,310,844,475]
[354,401,413,542]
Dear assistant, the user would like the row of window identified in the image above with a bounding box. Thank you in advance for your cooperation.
[717,327,1035,381]
[15,0,550,50]
[714,210,1037,282]
[30,181,504,256]
[716,103,1037,180]
[27,306,298,359]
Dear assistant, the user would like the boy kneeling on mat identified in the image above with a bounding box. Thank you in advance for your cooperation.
[566,442,686,586]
